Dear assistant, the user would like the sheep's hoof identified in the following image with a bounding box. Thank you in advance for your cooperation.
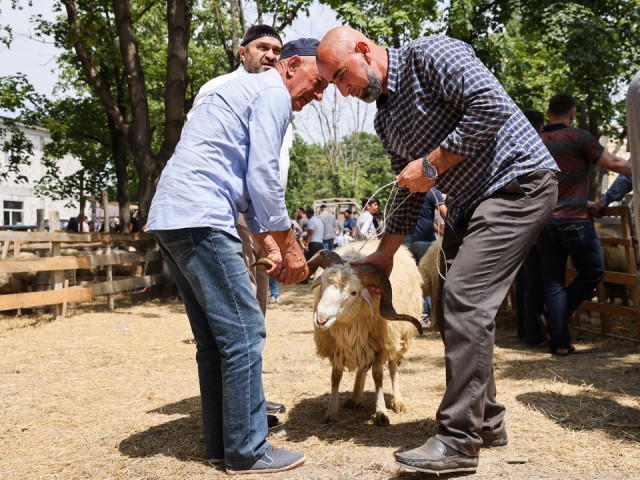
[343,398,362,409]
[323,414,337,424]
[390,400,405,412]
[375,412,390,427]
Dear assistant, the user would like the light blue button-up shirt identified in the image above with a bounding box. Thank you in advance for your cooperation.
[147,68,292,238]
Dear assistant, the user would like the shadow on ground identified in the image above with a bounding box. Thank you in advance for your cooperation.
[118,393,439,463]
[516,390,640,442]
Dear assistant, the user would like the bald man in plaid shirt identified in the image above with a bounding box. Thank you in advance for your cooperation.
[317,27,558,475]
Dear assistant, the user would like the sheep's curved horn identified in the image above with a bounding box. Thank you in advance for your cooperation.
[352,264,423,335]
[253,258,276,269]
[306,249,344,277]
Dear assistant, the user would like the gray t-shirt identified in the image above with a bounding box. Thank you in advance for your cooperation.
[307,216,324,243]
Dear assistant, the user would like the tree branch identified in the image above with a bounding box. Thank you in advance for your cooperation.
[61,0,128,136]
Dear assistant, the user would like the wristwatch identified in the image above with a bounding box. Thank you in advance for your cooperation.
[422,156,438,180]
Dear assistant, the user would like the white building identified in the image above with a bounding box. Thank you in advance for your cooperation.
[0,119,84,228]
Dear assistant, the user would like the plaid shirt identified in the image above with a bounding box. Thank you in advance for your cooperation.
[375,36,557,232]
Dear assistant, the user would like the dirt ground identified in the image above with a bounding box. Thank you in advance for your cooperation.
[1,285,639,480]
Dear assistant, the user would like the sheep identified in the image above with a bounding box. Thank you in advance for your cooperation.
[306,240,424,426]
[417,240,442,323]
[0,252,38,295]
[596,227,631,305]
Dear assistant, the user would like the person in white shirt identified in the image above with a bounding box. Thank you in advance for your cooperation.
[304,207,325,259]
[356,196,380,240]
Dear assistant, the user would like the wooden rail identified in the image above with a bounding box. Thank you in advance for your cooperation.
[0,231,162,317]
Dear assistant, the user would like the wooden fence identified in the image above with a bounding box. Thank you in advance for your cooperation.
[0,231,163,318]
[568,206,640,343]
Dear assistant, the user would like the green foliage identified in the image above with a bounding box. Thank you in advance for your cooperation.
[322,0,439,47]
[0,73,47,182]
[35,96,115,203]
[286,132,394,215]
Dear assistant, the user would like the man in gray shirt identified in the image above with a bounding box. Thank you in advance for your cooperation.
[318,204,339,250]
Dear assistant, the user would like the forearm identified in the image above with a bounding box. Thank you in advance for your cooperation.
[600,175,632,205]
[598,152,632,177]
[428,146,466,176]
[255,233,279,257]
[255,228,299,258]
[378,233,406,259]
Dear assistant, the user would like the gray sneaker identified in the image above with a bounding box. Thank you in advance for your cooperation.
[481,435,508,448]
[395,437,478,475]
[226,446,305,475]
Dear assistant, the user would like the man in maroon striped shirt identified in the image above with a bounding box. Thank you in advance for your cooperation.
[537,93,631,356]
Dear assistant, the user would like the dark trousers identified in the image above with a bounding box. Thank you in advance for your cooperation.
[306,241,325,260]
[536,219,604,350]
[515,245,545,345]
[434,169,557,456]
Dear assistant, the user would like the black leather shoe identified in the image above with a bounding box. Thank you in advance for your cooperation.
[267,414,280,429]
[395,437,478,474]
[266,400,286,414]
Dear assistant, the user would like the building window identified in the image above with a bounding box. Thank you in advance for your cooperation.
[3,200,23,225]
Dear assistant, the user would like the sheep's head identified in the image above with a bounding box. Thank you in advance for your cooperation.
[306,250,423,334]
[312,264,372,330]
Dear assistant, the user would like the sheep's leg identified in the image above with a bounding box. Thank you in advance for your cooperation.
[388,359,405,412]
[343,367,367,409]
[324,366,343,423]
[372,363,390,426]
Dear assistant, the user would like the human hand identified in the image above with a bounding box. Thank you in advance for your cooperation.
[396,158,435,193]
[588,200,605,218]
[279,246,309,285]
[349,250,393,295]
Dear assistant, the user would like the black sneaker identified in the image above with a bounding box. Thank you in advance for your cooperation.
[226,445,305,474]
[266,400,286,414]
[395,437,478,475]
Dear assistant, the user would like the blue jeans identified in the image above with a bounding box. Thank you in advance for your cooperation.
[536,219,604,350]
[323,238,335,250]
[153,228,268,467]
[268,275,279,299]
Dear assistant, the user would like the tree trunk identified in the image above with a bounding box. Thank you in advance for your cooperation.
[107,115,131,232]
[136,155,161,227]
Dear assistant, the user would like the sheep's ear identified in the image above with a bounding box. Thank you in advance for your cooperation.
[309,274,323,291]
[361,289,373,314]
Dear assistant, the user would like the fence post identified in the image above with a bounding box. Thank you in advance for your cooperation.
[36,209,45,232]
[48,211,65,319]
[102,190,114,311]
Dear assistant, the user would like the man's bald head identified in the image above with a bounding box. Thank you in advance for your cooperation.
[316,26,387,103]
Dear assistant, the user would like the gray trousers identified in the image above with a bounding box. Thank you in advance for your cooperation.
[628,70,640,237]
[237,223,269,316]
[435,169,557,457]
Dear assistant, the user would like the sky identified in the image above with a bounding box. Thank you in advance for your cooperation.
[0,1,375,143]
[0,1,60,99]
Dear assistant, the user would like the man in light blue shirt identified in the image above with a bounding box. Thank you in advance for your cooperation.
[188,23,291,429]
[147,38,327,475]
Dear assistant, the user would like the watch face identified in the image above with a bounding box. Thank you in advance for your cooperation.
[423,158,437,179]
